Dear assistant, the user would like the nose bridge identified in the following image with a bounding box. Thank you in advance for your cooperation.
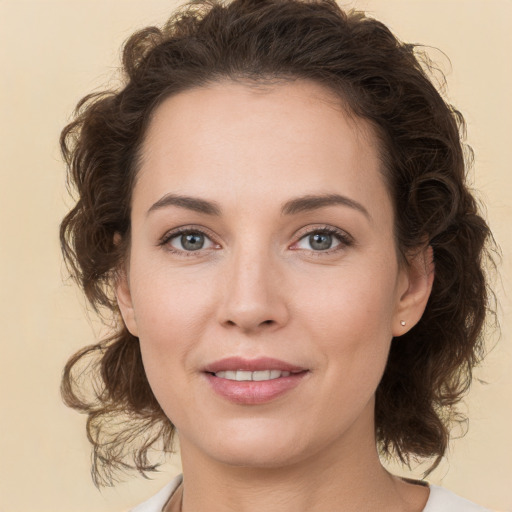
[217,234,288,332]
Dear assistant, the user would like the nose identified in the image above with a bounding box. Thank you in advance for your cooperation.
[216,244,290,334]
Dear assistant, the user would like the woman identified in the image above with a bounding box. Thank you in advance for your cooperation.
[60,0,496,510]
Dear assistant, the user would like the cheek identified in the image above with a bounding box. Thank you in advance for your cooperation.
[128,261,222,397]
[130,258,214,336]
[297,261,398,341]
[131,278,207,423]
[296,261,398,394]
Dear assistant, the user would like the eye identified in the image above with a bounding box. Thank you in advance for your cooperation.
[293,227,352,253]
[160,228,218,255]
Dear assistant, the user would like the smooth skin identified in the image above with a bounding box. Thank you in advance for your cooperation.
[116,80,434,512]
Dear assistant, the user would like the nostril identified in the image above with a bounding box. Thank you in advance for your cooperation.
[222,315,281,331]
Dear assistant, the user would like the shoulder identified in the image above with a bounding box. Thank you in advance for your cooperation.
[129,474,183,512]
[424,485,493,512]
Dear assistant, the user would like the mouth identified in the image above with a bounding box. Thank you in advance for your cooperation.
[203,357,309,405]
[211,369,298,381]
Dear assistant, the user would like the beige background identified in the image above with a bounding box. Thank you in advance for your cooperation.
[1,0,511,511]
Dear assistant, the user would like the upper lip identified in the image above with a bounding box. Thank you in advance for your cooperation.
[203,357,307,373]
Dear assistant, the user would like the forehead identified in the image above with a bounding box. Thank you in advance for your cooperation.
[134,79,390,220]
[141,79,378,165]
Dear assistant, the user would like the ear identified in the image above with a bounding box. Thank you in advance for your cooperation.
[114,234,139,337]
[392,245,435,337]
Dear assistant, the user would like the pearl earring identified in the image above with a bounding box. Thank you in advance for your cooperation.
[400,320,406,326]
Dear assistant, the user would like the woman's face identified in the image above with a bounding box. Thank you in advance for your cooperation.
[117,80,431,468]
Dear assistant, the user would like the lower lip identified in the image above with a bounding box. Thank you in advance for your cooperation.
[204,372,309,405]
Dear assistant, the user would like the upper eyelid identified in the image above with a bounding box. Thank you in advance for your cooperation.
[294,224,352,241]
[160,224,217,244]
[161,225,350,242]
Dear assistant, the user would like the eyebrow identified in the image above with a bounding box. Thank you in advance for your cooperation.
[281,193,370,220]
[147,192,371,220]
[148,193,222,216]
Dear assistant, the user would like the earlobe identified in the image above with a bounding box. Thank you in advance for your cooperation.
[392,245,434,337]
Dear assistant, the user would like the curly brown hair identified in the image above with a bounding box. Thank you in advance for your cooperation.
[60,0,495,486]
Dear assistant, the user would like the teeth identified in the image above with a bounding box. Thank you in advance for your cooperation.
[215,370,292,381]
[253,370,271,381]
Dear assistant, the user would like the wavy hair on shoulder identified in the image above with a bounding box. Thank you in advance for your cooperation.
[60,0,497,486]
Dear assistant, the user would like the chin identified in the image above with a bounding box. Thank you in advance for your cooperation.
[196,421,319,469]
[210,444,303,469]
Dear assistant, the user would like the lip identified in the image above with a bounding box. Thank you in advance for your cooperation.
[202,357,309,405]
[203,356,307,373]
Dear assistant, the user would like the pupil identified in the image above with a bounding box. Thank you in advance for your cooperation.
[182,233,204,251]
[310,232,332,250]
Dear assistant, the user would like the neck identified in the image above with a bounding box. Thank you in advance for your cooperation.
[175,406,429,512]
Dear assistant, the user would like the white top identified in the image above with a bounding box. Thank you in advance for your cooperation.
[130,474,493,512]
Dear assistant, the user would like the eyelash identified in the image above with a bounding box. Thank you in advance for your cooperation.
[158,225,353,257]
[159,226,219,257]
[293,226,353,256]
